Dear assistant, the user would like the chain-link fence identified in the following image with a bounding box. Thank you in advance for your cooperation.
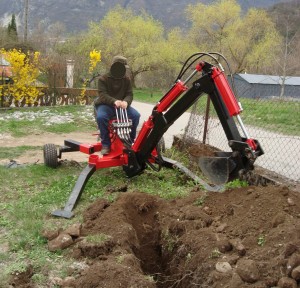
[183,83,300,184]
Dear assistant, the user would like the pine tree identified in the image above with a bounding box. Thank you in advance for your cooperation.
[7,14,18,41]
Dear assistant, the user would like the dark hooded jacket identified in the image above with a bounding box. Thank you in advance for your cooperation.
[94,72,133,107]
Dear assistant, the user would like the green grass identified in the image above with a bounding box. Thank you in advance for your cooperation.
[224,179,248,190]
[241,98,300,136]
[188,95,300,136]
[0,164,80,285]
[0,146,41,160]
[0,118,44,137]
[133,88,163,104]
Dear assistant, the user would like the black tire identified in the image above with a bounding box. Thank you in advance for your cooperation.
[43,144,58,168]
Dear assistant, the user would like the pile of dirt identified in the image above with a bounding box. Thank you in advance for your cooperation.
[47,183,300,288]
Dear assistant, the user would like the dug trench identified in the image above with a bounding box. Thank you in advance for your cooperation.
[38,182,300,288]
[71,193,167,288]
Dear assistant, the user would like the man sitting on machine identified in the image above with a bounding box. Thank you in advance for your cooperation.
[94,56,140,155]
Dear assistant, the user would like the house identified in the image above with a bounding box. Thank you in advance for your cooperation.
[231,74,300,100]
[0,55,13,84]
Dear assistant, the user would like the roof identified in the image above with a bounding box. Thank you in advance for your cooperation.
[0,55,12,78]
[235,74,300,86]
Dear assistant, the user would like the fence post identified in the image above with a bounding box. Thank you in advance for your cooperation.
[1,70,3,107]
[202,96,211,144]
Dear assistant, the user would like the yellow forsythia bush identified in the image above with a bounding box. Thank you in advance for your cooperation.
[0,48,41,105]
[80,49,101,100]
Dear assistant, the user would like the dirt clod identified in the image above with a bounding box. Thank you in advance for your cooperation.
[48,233,74,252]
[278,276,297,288]
[236,259,260,283]
[64,223,82,237]
[9,265,34,288]
[291,265,300,281]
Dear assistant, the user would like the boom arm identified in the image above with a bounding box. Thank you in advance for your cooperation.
[124,60,263,181]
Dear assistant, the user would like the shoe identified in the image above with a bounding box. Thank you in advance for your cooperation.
[101,146,111,155]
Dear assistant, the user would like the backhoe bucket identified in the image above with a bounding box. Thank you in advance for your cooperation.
[198,153,236,185]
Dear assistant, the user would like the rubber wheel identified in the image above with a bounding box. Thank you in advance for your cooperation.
[43,144,58,168]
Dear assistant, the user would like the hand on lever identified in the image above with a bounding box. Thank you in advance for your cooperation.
[114,100,128,109]
[120,101,128,109]
[114,100,122,108]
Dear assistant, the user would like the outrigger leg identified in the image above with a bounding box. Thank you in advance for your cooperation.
[51,164,96,219]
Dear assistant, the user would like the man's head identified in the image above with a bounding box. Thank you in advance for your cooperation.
[112,55,129,68]
[110,55,129,79]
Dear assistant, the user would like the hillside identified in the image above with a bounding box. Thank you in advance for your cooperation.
[0,0,287,34]
[268,0,300,39]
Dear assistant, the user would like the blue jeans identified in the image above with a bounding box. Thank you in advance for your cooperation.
[95,104,140,147]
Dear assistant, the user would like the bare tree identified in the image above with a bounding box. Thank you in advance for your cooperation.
[24,0,29,42]
[268,0,300,99]
[273,19,300,99]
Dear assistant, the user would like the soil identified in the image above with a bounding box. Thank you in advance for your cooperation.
[3,133,300,288]
[41,185,300,288]
[0,131,97,165]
